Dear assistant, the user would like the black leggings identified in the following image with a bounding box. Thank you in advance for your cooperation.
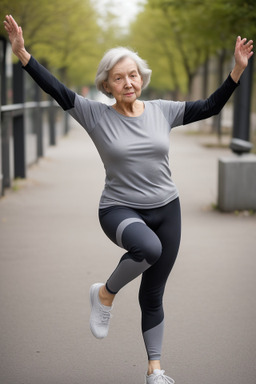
[98,198,181,360]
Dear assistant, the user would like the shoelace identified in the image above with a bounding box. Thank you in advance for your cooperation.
[98,306,112,325]
[153,370,175,384]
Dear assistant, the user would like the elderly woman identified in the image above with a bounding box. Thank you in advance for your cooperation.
[4,15,253,384]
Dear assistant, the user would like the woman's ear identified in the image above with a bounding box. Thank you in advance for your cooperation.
[103,81,111,94]
[138,71,143,87]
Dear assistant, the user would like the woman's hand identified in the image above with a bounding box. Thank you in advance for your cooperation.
[4,15,31,66]
[231,36,253,83]
[234,36,253,69]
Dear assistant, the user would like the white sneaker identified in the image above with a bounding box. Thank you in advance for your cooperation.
[89,283,113,339]
[146,369,175,384]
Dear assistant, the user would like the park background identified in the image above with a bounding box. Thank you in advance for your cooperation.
[0,0,256,145]
[0,2,256,384]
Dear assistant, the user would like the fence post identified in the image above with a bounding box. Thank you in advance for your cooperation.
[49,98,56,146]
[0,38,9,195]
[0,39,3,195]
[64,112,69,135]
[1,114,12,189]
[35,84,44,158]
[13,62,26,178]
[0,37,7,105]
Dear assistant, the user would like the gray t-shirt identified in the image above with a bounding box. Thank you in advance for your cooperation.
[24,57,238,210]
[69,96,185,209]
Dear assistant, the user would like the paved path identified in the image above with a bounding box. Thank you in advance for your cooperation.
[0,121,255,384]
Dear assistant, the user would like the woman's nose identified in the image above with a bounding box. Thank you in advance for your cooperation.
[124,76,132,87]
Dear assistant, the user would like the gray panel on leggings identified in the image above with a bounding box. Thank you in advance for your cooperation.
[143,320,164,360]
[116,218,145,248]
[107,258,150,294]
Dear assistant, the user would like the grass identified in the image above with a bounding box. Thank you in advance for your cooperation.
[211,202,255,216]
[11,178,21,192]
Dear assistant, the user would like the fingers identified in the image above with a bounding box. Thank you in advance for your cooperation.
[243,38,253,50]
[243,39,253,57]
[237,36,253,48]
[3,15,12,32]
[236,36,253,55]
[3,15,10,31]
[237,36,252,43]
[5,14,16,26]
[3,15,19,33]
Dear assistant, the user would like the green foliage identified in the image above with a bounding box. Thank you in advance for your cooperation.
[29,0,102,86]
[0,0,122,87]
[1,0,255,92]
[128,0,256,95]
[129,5,186,93]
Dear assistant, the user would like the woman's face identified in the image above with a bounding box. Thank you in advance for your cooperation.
[103,57,143,104]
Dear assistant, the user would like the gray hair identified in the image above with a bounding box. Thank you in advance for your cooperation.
[95,47,152,98]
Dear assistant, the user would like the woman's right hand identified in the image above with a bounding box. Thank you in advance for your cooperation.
[4,15,31,66]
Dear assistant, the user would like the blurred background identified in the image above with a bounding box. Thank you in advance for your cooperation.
[1,0,256,151]
[1,1,256,125]
[1,0,256,92]
[1,0,256,194]
[0,3,256,384]
[0,0,255,97]
[0,0,256,197]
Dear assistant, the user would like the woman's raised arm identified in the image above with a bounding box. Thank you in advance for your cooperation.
[183,36,253,125]
[4,15,75,111]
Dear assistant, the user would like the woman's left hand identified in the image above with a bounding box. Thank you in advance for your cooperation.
[234,36,253,69]
[231,36,253,83]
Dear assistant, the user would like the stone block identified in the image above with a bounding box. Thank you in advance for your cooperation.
[218,154,256,212]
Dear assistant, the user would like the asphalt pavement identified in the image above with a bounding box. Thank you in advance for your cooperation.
[0,120,255,384]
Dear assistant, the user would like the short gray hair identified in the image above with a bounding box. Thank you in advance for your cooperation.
[95,47,152,98]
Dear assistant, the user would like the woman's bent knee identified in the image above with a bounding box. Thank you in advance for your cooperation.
[130,236,162,265]
[121,222,162,265]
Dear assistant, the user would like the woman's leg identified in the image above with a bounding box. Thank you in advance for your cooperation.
[90,205,163,339]
[138,198,181,373]
[99,206,163,295]
[93,199,181,372]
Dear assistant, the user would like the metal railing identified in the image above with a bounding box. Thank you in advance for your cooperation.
[0,39,70,196]
[0,99,69,196]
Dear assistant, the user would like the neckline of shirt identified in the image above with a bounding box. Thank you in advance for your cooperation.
[109,101,146,120]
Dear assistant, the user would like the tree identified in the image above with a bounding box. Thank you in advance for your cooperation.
[129,4,187,96]
[129,0,256,97]
[0,0,103,86]
[129,0,214,97]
